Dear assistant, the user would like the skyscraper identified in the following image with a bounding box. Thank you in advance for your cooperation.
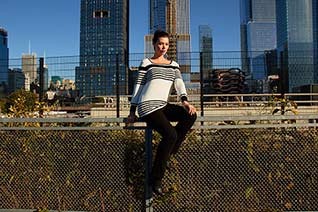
[145,0,191,82]
[276,0,317,92]
[8,68,25,93]
[76,0,129,97]
[199,25,213,81]
[240,0,277,92]
[0,28,9,91]
[22,53,37,91]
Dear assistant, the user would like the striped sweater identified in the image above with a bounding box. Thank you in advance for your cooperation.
[130,58,188,117]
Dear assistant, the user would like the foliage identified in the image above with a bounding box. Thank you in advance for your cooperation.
[2,89,37,114]
[268,95,298,115]
[123,131,145,200]
[123,130,179,204]
[0,89,51,127]
[1,89,49,118]
[34,207,50,212]
[243,94,299,125]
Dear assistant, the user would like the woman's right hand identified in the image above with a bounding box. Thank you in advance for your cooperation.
[127,113,138,123]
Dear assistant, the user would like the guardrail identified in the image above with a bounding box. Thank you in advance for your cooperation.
[74,93,318,108]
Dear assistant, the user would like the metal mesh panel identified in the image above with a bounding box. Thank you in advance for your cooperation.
[0,130,145,211]
[1,127,318,211]
[153,127,318,211]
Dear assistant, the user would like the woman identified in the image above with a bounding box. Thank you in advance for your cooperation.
[127,30,197,195]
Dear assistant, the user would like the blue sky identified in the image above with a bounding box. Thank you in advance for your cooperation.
[0,0,241,59]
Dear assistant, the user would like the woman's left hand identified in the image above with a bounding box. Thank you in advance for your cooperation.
[182,101,196,115]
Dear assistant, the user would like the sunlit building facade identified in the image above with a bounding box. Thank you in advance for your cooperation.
[22,53,37,91]
[145,0,191,82]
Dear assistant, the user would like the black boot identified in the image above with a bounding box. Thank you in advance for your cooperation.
[152,180,164,196]
[166,160,171,171]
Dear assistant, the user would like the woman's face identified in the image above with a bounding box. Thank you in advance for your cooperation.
[154,36,169,56]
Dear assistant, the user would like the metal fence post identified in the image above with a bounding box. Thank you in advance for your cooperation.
[199,52,204,125]
[39,57,44,102]
[145,127,153,212]
[39,57,45,118]
[116,53,120,118]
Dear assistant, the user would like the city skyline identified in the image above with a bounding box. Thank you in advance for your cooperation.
[0,0,240,59]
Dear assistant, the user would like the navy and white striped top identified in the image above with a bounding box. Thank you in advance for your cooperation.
[130,58,188,117]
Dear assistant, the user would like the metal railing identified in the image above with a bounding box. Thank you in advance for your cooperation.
[1,116,318,211]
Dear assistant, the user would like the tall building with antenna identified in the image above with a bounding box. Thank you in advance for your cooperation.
[22,53,37,91]
[20,40,38,91]
[145,0,191,82]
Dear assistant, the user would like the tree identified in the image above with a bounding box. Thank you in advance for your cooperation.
[1,89,46,118]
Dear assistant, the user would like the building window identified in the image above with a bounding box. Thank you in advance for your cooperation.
[94,11,101,18]
[93,10,109,18]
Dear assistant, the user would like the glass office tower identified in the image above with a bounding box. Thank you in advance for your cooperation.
[276,0,317,92]
[0,28,9,91]
[146,0,191,81]
[240,0,277,92]
[199,25,213,81]
[314,0,318,84]
[199,25,213,94]
[76,0,129,97]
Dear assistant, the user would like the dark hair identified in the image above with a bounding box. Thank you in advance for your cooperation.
[152,30,169,45]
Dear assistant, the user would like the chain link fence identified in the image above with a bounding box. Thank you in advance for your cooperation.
[1,117,318,211]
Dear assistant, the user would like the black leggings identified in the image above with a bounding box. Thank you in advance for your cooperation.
[142,103,197,185]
